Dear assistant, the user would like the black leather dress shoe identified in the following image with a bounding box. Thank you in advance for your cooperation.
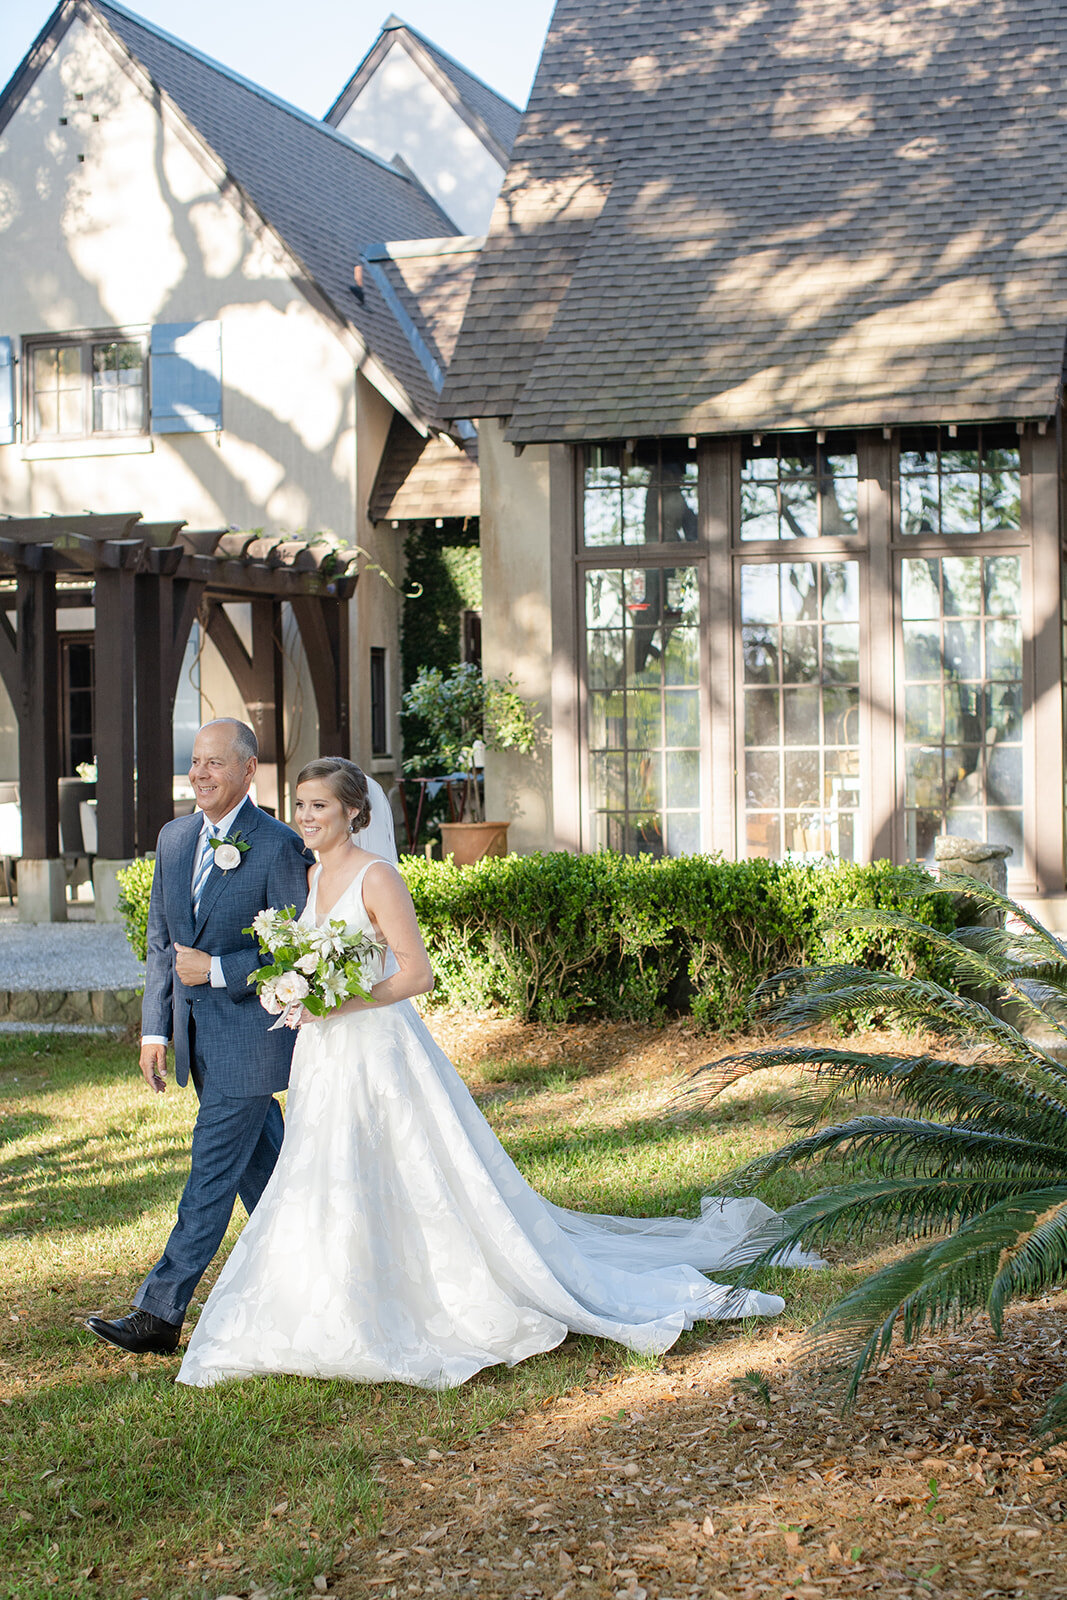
[86,1308,182,1354]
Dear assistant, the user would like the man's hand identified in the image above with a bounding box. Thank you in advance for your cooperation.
[140,1041,168,1094]
[175,944,212,986]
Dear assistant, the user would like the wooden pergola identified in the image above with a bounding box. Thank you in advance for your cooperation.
[0,514,358,862]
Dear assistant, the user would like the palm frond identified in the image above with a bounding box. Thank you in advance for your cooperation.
[724,1175,1067,1272]
[693,1041,1067,1146]
[728,1116,1066,1190]
[934,874,1067,959]
[1035,1381,1067,1443]
[986,1194,1067,1333]
[701,882,1067,1408]
[759,966,1066,1075]
[800,1238,1002,1404]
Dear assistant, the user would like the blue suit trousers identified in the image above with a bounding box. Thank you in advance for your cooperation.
[133,1015,284,1324]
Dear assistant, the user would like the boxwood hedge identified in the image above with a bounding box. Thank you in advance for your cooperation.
[117,851,957,1032]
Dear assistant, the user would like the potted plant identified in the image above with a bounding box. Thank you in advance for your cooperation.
[402,663,539,864]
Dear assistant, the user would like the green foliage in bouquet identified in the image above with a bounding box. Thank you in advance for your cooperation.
[245,907,384,1020]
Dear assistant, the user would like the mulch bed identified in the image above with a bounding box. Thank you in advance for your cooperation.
[329,1298,1067,1600]
[311,1014,1067,1599]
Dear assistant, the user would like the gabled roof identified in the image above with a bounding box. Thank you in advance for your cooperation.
[325,15,522,166]
[369,415,480,523]
[2,0,461,430]
[444,0,1067,442]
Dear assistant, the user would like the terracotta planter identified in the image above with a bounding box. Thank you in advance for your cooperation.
[438,820,509,865]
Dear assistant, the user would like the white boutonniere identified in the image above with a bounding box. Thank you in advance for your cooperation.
[210,830,250,872]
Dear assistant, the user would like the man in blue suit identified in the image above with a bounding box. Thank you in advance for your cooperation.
[88,718,312,1354]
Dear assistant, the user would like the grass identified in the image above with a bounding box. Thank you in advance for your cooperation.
[0,1025,874,1600]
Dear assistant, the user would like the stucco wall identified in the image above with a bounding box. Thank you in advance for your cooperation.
[334,42,504,237]
[0,17,359,542]
[351,373,404,779]
[478,420,553,851]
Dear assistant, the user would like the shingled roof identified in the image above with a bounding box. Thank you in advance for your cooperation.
[3,0,461,430]
[368,416,480,523]
[362,236,483,398]
[444,0,1067,442]
[325,15,522,164]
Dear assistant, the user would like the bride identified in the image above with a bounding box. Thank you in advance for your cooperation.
[178,759,812,1390]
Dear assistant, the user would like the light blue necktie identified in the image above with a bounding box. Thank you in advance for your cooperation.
[191,824,216,916]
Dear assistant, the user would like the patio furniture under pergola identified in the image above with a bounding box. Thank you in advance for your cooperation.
[0,514,358,919]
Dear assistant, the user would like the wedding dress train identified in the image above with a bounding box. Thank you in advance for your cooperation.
[178,864,812,1391]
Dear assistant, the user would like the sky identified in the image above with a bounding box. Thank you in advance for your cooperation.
[0,0,554,117]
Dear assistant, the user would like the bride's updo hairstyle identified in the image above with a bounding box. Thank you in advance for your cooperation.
[296,758,371,834]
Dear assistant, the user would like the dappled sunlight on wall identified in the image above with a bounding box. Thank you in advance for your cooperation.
[0,13,360,542]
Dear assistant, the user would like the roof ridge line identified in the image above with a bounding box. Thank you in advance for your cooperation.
[364,235,485,260]
[380,13,520,114]
[92,0,420,182]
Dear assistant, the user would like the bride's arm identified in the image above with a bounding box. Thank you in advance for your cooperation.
[337,862,433,1012]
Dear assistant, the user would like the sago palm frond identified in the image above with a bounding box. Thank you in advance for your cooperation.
[691,875,1067,1436]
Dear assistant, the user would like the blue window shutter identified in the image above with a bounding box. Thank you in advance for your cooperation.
[0,338,15,445]
[151,321,222,433]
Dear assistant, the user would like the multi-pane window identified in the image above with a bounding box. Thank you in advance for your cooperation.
[741,560,861,859]
[582,439,698,547]
[28,334,146,440]
[898,426,1021,537]
[741,434,858,541]
[901,555,1023,862]
[585,565,700,856]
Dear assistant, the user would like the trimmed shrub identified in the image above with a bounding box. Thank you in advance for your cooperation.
[115,849,957,1030]
[400,853,958,1029]
[116,854,156,962]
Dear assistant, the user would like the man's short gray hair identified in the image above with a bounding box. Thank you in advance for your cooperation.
[202,718,258,763]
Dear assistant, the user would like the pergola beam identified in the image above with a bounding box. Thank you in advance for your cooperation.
[0,515,357,873]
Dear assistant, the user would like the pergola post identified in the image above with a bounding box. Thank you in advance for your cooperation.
[203,598,288,816]
[93,563,137,862]
[15,561,63,921]
[0,518,358,922]
[250,599,286,816]
[290,595,351,757]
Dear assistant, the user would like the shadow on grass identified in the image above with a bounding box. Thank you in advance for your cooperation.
[0,1128,190,1237]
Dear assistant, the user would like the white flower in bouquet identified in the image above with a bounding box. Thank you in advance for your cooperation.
[309,923,346,956]
[274,970,310,1006]
[246,906,383,1025]
[259,975,284,1016]
[251,908,288,951]
[318,967,350,1007]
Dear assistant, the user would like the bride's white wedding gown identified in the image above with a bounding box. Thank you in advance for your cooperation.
[178,863,811,1391]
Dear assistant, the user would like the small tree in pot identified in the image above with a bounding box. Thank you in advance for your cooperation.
[402,663,539,859]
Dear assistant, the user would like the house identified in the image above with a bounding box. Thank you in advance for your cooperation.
[444,0,1067,911]
[0,0,496,907]
[325,15,521,237]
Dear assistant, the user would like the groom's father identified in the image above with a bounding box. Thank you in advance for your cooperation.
[88,718,311,1354]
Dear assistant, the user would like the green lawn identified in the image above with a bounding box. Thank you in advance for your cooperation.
[0,1028,867,1600]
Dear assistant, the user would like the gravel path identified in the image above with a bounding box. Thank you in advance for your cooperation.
[0,923,144,990]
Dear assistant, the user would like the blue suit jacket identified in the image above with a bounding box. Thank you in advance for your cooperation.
[141,798,313,1095]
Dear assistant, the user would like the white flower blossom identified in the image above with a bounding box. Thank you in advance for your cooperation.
[258,976,284,1016]
[319,968,349,1007]
[295,951,320,975]
[213,842,242,871]
[274,970,310,1005]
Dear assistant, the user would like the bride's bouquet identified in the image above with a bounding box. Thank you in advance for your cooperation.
[245,908,385,1030]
